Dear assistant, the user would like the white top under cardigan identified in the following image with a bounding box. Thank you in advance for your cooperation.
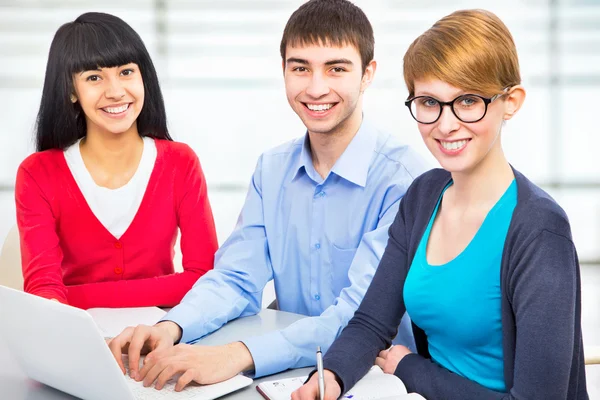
[63,137,157,239]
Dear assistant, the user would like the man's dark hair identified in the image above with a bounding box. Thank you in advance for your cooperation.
[280,0,375,73]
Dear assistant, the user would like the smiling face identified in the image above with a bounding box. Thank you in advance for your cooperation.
[413,78,521,174]
[72,63,144,138]
[283,43,375,137]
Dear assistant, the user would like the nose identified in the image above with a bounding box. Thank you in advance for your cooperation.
[104,76,126,100]
[437,105,460,136]
[305,73,330,99]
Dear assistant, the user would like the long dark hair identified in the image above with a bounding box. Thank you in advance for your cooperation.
[35,12,171,152]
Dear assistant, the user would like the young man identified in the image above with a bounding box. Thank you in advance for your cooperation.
[108,0,428,391]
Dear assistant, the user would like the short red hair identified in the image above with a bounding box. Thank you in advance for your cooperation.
[403,9,521,98]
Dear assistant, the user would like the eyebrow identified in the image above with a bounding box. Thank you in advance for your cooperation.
[324,58,353,66]
[415,90,465,99]
[285,58,354,66]
[79,68,101,76]
[286,58,308,65]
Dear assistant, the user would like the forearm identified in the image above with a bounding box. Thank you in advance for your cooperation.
[323,311,394,394]
[396,354,510,399]
[163,267,267,344]
[323,214,411,393]
[66,270,203,309]
[26,282,68,304]
[17,167,68,304]
[243,301,357,378]
[22,254,68,304]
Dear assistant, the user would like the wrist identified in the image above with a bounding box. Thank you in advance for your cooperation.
[156,321,182,344]
[230,342,255,372]
[325,370,343,392]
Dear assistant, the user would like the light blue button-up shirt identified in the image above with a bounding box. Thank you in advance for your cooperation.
[164,118,429,377]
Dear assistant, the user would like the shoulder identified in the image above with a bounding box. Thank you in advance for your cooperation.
[510,169,572,241]
[390,169,451,231]
[17,150,64,178]
[260,136,304,160]
[505,171,580,305]
[155,139,198,162]
[16,150,67,201]
[404,168,451,199]
[253,136,304,173]
[154,139,208,177]
[373,131,431,181]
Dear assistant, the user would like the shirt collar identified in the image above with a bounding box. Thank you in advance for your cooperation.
[330,117,377,187]
[291,117,378,187]
[291,136,317,183]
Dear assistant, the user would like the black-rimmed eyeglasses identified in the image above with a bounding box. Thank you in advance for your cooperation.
[404,93,503,124]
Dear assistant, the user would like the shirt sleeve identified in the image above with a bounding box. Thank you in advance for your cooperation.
[241,177,409,378]
[66,149,219,309]
[394,230,581,400]
[321,193,412,392]
[16,164,68,303]
[161,155,274,344]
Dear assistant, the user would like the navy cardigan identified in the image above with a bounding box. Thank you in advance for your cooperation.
[323,168,588,399]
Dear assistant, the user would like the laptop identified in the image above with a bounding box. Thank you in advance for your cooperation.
[0,285,253,400]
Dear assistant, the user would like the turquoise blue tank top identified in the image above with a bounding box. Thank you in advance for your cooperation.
[404,180,517,392]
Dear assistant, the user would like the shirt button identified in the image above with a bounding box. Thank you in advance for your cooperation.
[114,242,122,249]
[114,267,123,274]
[315,243,321,249]
[314,294,321,300]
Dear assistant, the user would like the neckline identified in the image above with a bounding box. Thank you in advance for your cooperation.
[421,179,516,267]
[59,138,163,242]
[72,137,151,192]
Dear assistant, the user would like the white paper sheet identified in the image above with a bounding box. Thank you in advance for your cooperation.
[87,307,167,338]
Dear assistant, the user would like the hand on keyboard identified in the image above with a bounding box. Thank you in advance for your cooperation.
[135,342,254,392]
[121,354,253,400]
[123,356,199,399]
[108,322,181,381]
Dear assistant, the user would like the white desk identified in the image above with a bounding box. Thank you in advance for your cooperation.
[0,308,312,399]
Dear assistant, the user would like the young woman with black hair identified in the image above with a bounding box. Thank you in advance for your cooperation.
[15,12,218,309]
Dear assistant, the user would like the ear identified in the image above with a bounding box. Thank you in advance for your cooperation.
[360,60,377,93]
[502,85,526,121]
[70,94,77,103]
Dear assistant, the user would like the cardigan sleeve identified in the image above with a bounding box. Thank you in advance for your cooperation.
[321,194,411,393]
[66,147,218,309]
[16,164,68,303]
[393,230,580,400]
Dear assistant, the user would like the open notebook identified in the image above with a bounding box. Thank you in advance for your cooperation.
[256,365,425,400]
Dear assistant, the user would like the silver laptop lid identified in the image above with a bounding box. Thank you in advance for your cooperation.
[0,285,134,400]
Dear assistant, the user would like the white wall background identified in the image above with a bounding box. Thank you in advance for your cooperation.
[0,0,599,265]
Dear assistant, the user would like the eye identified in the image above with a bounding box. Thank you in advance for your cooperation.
[458,95,480,107]
[292,66,307,72]
[85,75,101,82]
[121,68,135,76]
[331,67,346,73]
[419,97,438,107]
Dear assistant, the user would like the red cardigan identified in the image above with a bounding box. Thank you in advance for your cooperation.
[15,139,218,309]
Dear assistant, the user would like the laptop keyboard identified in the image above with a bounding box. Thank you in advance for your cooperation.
[123,360,199,400]
[125,376,200,400]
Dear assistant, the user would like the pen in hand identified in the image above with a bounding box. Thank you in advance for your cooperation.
[317,346,325,400]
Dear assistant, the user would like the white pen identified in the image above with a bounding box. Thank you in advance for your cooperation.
[316,346,325,400]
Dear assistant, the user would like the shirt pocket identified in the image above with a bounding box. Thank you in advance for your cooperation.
[329,244,358,297]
